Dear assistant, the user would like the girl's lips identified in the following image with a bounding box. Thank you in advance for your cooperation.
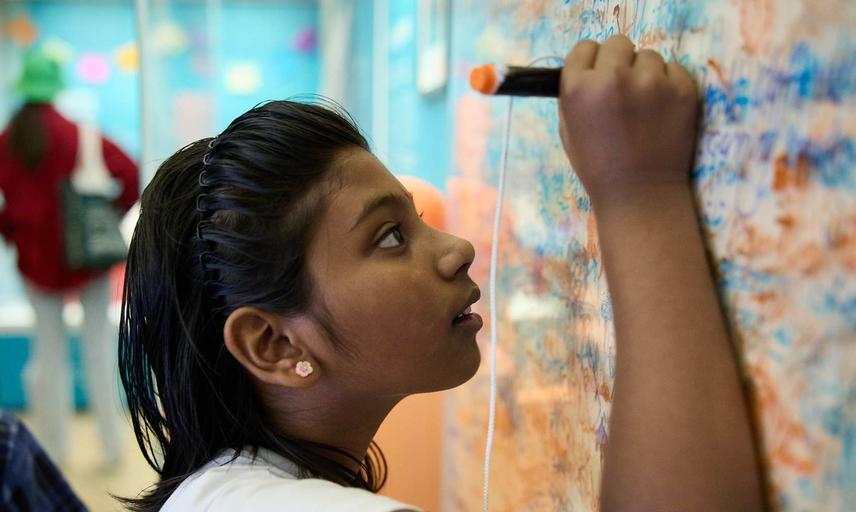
[452,312,483,330]
[451,287,481,324]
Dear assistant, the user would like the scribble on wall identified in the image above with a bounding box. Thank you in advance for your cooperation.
[442,1,856,511]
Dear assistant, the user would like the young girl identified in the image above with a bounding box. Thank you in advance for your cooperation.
[120,36,764,511]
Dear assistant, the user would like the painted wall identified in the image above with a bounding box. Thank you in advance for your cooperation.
[441,1,856,511]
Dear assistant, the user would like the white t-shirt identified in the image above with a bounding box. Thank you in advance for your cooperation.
[161,447,420,512]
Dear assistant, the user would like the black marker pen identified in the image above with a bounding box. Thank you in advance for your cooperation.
[470,64,560,97]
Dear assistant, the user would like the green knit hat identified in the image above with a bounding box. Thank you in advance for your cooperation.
[16,51,64,103]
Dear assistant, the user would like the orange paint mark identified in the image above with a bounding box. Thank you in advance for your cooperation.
[517,384,574,405]
[637,30,669,48]
[797,244,826,276]
[735,0,775,55]
[586,213,598,260]
[776,214,796,229]
[599,382,611,401]
[736,224,777,257]
[8,16,37,47]
[770,438,818,474]
[772,153,810,192]
[827,218,854,252]
[843,212,856,271]
[747,361,819,476]
[611,1,638,36]
[752,292,776,304]
[707,59,731,91]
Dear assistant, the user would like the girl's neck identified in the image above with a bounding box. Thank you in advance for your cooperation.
[262,384,403,476]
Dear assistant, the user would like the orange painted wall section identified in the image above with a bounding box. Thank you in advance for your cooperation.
[376,392,444,512]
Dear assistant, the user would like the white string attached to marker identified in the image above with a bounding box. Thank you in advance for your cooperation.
[481,55,563,512]
[483,95,513,512]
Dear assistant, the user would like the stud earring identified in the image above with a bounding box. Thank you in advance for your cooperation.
[295,360,314,378]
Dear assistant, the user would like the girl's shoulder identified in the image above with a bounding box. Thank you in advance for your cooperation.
[161,447,420,512]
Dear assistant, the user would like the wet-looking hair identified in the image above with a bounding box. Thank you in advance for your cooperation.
[118,99,385,511]
[8,103,49,171]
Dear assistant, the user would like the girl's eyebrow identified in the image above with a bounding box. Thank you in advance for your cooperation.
[349,192,413,232]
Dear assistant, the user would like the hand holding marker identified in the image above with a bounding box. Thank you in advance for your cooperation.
[469,37,762,512]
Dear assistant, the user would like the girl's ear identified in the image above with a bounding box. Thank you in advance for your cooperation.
[223,307,319,388]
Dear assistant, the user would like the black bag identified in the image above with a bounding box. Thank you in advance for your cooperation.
[61,124,127,270]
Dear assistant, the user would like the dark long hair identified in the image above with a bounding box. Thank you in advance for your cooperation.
[118,99,386,511]
[8,103,49,171]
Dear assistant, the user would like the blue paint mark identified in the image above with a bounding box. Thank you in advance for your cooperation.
[578,341,600,373]
[692,163,714,180]
[702,80,749,124]
[567,239,601,286]
[651,0,709,35]
[718,258,778,292]
[795,478,815,505]
[756,131,779,161]
[732,307,760,334]
[576,196,591,212]
[769,41,856,103]
[700,213,723,229]
[701,41,856,132]
[600,300,613,321]
[595,417,608,446]
[810,137,856,189]
[773,328,793,348]
[821,406,843,437]
[784,132,856,189]
[816,292,856,330]
[839,421,856,503]
[789,42,821,99]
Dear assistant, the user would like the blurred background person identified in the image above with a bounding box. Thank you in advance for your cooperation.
[0,51,139,469]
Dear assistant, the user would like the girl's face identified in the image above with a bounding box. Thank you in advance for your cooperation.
[306,148,482,397]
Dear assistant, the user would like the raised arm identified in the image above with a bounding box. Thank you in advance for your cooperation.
[558,36,764,511]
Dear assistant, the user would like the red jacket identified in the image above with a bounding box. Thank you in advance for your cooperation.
[0,105,139,292]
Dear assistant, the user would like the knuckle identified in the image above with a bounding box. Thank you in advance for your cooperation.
[566,39,598,62]
[562,74,593,101]
[606,67,633,88]
[634,71,663,94]
[668,66,698,99]
[592,71,629,102]
[667,62,690,79]
[606,34,633,46]
[638,48,665,62]
[562,71,621,108]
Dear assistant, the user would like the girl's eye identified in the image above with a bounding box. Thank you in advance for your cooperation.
[377,225,405,249]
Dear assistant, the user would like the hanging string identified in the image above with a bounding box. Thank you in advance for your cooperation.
[483,94,513,512]
[482,55,564,512]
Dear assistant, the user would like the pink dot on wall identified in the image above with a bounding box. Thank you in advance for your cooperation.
[293,27,317,53]
[78,54,111,84]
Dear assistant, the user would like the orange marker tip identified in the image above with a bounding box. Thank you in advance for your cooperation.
[470,64,498,94]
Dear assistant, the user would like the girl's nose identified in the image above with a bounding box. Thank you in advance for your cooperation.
[436,233,475,280]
